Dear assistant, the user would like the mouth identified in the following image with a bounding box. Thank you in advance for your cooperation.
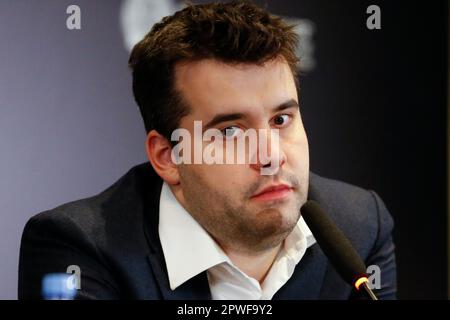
[250,184,294,202]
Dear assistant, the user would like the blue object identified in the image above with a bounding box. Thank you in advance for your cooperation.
[41,273,77,300]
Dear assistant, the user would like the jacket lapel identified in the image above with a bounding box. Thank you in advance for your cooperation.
[272,243,328,299]
[140,163,211,299]
[147,253,211,300]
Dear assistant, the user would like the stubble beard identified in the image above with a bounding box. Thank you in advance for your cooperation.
[180,169,306,254]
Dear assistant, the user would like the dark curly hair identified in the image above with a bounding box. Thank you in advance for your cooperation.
[128,1,299,139]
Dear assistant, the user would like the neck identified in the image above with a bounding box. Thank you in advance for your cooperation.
[221,243,283,284]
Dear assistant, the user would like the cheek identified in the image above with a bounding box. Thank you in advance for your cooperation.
[212,164,250,188]
[188,163,250,192]
[282,126,309,167]
[283,122,309,152]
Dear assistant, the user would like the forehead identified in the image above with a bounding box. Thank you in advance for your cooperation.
[174,58,297,120]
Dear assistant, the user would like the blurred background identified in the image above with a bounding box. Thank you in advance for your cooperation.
[0,0,447,299]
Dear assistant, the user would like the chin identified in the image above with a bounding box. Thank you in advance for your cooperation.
[278,213,300,235]
[252,207,299,239]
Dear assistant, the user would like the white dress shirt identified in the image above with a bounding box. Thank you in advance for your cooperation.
[158,182,316,300]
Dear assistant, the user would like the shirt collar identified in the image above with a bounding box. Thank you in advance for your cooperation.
[158,182,316,290]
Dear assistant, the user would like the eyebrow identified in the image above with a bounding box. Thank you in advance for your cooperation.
[203,99,299,130]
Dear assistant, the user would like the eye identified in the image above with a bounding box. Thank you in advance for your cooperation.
[272,114,292,127]
[220,126,242,138]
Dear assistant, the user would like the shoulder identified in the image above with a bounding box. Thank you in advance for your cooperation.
[308,172,393,259]
[309,172,380,218]
[19,162,163,299]
[22,162,162,251]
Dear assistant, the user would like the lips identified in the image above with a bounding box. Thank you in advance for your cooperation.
[251,184,293,201]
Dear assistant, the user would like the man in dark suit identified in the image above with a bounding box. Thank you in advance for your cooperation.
[18,1,396,299]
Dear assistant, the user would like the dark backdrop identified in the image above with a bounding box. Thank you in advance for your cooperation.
[266,0,447,299]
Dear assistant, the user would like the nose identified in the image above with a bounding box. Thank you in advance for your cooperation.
[249,128,286,175]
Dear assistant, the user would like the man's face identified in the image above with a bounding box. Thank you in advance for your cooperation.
[172,57,309,253]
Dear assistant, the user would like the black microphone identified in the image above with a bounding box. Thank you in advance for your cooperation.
[300,200,378,300]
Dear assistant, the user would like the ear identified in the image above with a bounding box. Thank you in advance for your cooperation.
[145,130,180,185]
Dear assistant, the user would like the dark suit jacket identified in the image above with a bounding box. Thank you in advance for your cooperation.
[18,162,396,299]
